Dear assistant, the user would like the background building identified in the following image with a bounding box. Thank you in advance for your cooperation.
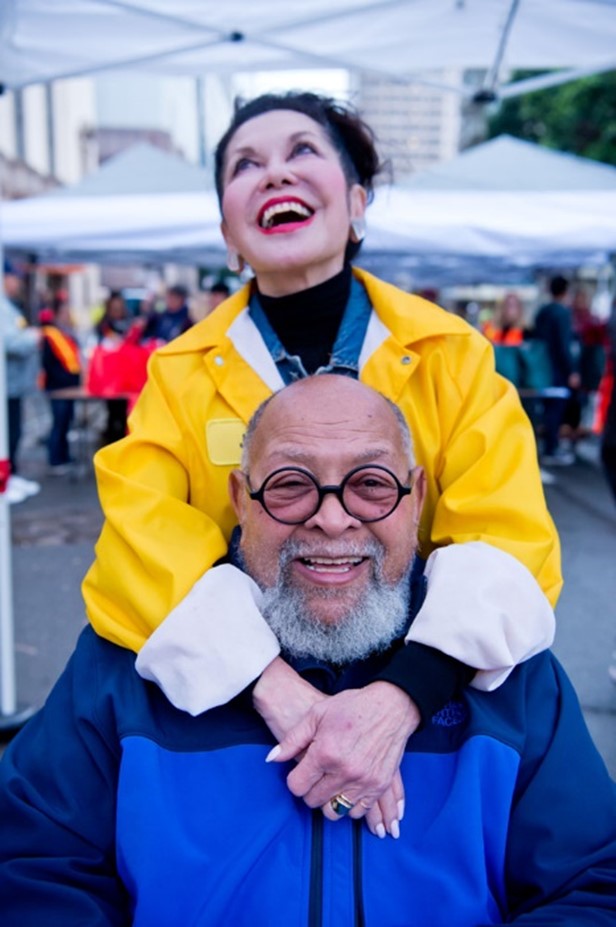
[354,69,489,182]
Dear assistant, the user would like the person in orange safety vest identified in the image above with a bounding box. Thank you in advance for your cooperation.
[40,293,82,474]
[481,292,526,346]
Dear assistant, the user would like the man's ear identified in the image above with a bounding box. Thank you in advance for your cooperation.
[228,469,247,523]
[412,466,426,523]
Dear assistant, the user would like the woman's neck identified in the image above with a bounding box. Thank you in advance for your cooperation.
[254,257,346,298]
[256,264,352,373]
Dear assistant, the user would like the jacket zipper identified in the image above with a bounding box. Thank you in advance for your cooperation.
[309,814,365,926]
[353,819,366,927]
[309,810,324,927]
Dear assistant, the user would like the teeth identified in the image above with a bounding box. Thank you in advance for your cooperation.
[301,556,365,574]
[306,563,352,573]
[261,201,312,228]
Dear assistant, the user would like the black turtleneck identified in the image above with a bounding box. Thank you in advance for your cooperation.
[256,263,352,374]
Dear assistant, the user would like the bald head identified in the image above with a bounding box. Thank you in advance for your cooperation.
[241,375,414,472]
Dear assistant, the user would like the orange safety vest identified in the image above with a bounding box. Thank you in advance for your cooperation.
[482,321,524,346]
[42,325,81,374]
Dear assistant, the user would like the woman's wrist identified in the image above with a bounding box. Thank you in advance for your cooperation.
[252,656,293,711]
[253,657,325,742]
[362,680,421,738]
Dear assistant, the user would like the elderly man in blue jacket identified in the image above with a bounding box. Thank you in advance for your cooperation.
[1,374,615,926]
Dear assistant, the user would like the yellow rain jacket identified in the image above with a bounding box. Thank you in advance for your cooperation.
[84,269,561,655]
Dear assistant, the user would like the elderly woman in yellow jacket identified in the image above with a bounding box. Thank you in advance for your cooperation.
[83,92,558,837]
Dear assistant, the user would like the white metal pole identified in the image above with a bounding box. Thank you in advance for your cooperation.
[0,235,18,718]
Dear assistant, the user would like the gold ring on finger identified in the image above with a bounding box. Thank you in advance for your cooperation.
[330,793,355,816]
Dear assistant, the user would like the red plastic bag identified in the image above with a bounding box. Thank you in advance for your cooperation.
[593,358,614,435]
[86,341,156,397]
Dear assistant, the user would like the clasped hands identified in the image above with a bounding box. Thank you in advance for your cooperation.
[252,657,421,838]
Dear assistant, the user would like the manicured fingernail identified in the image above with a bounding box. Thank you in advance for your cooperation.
[390,819,400,840]
[397,799,405,821]
[265,745,281,762]
[375,823,386,839]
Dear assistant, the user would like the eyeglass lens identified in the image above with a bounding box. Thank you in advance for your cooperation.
[261,467,405,523]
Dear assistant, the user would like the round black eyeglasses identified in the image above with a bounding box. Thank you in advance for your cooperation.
[246,465,413,525]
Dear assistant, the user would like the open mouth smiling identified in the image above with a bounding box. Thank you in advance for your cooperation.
[258,198,315,231]
[298,555,367,574]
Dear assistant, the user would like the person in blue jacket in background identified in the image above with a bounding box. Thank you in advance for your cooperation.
[139,283,193,343]
[533,274,581,465]
[1,375,615,927]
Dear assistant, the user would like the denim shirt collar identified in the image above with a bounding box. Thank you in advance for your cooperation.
[248,276,373,385]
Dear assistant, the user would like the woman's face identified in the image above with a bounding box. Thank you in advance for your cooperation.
[502,294,522,324]
[108,297,126,320]
[220,110,367,296]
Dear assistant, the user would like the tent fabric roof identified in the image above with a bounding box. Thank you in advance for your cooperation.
[403,135,616,192]
[4,187,616,286]
[48,143,212,198]
[1,0,615,97]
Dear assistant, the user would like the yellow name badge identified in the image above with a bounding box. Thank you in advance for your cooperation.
[206,419,246,466]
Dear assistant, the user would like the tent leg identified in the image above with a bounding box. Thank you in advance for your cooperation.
[0,468,37,739]
[0,238,37,740]
[0,470,37,741]
[0,487,16,716]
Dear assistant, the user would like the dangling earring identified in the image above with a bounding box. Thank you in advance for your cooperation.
[226,249,243,273]
[350,217,366,243]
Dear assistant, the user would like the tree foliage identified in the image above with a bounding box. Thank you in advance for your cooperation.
[487,71,616,166]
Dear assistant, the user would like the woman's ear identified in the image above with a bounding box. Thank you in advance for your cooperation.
[220,221,244,273]
[349,183,368,225]
[220,219,235,251]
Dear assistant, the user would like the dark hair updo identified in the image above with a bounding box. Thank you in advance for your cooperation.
[214,92,383,260]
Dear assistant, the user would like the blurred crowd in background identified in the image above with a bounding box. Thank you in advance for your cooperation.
[2,256,615,506]
[2,258,231,502]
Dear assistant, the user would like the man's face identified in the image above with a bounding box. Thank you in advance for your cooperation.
[208,291,228,311]
[3,272,22,301]
[165,291,185,313]
[229,377,424,633]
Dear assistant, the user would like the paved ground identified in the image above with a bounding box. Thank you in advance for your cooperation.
[1,404,615,778]
[542,442,616,775]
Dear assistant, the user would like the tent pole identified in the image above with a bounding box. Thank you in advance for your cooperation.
[0,235,17,717]
[481,0,522,98]
[0,235,36,736]
[195,76,207,169]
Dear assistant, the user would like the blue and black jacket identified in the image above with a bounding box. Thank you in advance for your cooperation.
[1,608,616,924]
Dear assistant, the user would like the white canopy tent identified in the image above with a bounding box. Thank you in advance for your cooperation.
[3,186,616,283]
[402,135,616,192]
[2,0,616,726]
[363,135,616,283]
[1,0,616,102]
[49,142,213,198]
[364,188,616,284]
[4,135,616,283]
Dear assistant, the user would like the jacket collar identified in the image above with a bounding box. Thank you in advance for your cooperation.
[354,267,472,346]
[154,267,469,358]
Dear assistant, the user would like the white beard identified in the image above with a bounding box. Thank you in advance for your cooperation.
[252,538,412,665]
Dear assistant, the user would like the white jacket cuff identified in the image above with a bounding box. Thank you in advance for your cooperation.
[135,564,280,715]
[406,541,555,691]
